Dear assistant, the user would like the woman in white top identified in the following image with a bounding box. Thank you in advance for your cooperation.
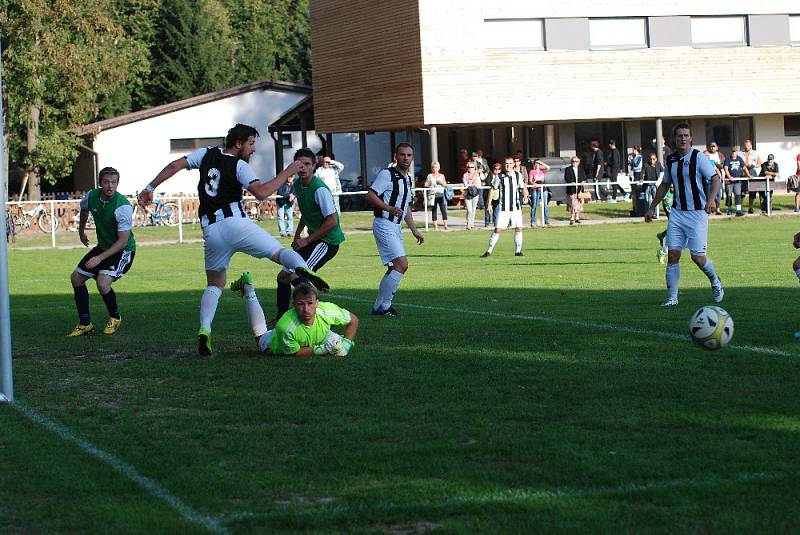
[425,161,449,230]
[462,162,483,230]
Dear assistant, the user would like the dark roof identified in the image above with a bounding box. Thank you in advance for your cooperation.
[268,95,314,132]
[77,79,312,136]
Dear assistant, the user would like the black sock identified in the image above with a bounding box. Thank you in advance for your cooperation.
[101,288,120,319]
[276,281,292,319]
[73,285,90,325]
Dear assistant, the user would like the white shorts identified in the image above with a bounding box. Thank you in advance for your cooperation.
[372,217,405,266]
[666,209,708,256]
[202,217,283,272]
[495,209,524,230]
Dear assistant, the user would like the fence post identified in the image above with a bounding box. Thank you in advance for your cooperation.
[766,177,771,217]
[50,200,56,248]
[422,188,429,231]
[178,197,183,243]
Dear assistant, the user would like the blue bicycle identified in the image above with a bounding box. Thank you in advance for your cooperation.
[133,194,179,227]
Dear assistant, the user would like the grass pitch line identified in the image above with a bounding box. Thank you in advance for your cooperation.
[332,294,798,358]
[216,469,800,523]
[10,400,226,535]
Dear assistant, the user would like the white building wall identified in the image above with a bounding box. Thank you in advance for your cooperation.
[417,1,800,125]
[91,89,308,196]
[753,115,800,179]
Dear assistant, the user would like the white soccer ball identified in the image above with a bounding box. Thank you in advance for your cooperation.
[689,306,734,350]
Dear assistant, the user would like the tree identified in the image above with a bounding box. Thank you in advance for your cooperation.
[146,0,236,105]
[225,0,311,85]
[1,0,143,198]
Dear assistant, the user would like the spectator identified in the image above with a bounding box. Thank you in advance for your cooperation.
[425,161,449,231]
[457,148,470,177]
[528,158,551,226]
[564,156,587,225]
[629,146,644,216]
[723,147,746,217]
[741,139,762,214]
[276,174,295,237]
[471,151,488,218]
[757,154,779,213]
[642,153,664,216]
[313,155,344,214]
[653,136,672,160]
[605,139,625,202]
[475,149,490,175]
[792,152,800,212]
[707,142,725,215]
[591,140,604,200]
[486,162,502,226]
[462,161,483,230]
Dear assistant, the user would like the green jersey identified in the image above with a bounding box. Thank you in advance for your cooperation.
[293,177,345,245]
[82,189,136,252]
[269,302,351,355]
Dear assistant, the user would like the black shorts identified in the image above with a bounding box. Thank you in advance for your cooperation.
[75,246,135,279]
[296,240,339,271]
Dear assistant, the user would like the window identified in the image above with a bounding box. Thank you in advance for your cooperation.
[281,133,293,148]
[169,137,224,153]
[785,115,800,137]
[791,15,800,45]
[589,18,647,49]
[691,16,747,47]
[484,19,544,50]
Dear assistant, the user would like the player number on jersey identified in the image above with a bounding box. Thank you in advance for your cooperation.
[205,168,221,197]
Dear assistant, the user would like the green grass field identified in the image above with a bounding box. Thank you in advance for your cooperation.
[2,214,800,533]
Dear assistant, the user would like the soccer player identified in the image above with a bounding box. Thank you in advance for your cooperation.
[366,142,424,317]
[231,273,358,357]
[645,123,723,307]
[68,167,136,336]
[274,148,345,322]
[137,123,329,356]
[482,156,529,257]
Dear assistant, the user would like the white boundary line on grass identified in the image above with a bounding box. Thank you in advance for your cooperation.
[332,294,799,358]
[215,468,800,523]
[9,400,226,535]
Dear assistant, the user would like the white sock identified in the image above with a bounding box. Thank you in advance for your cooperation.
[200,285,223,331]
[278,248,306,271]
[514,232,523,253]
[700,259,720,287]
[666,263,680,300]
[374,269,403,310]
[243,284,267,337]
[487,233,499,253]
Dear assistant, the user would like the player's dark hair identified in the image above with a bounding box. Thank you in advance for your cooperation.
[225,123,259,149]
[672,122,691,137]
[98,167,119,181]
[395,142,413,154]
[292,283,318,302]
[294,148,316,162]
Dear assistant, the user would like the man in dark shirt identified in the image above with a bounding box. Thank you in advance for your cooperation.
[605,139,625,202]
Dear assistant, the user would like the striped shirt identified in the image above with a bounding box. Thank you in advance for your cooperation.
[491,171,524,212]
[370,167,414,224]
[662,149,716,211]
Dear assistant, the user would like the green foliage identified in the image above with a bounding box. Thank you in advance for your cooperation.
[146,0,236,104]
[1,0,144,185]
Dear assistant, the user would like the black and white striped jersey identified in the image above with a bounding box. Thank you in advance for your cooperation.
[663,149,717,211]
[491,171,524,212]
[370,167,414,223]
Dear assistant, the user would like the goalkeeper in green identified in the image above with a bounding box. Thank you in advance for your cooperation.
[231,272,357,356]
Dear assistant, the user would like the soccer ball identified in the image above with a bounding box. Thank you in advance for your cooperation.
[688,306,734,350]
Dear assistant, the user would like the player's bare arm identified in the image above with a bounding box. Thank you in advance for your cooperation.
[294,213,337,251]
[78,208,91,247]
[366,190,403,218]
[139,157,190,205]
[248,160,302,201]
[404,210,424,245]
[85,230,131,270]
[705,173,721,214]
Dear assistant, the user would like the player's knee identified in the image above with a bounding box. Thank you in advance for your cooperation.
[393,258,409,273]
[70,271,85,287]
[666,250,681,264]
[793,257,800,271]
[95,277,113,294]
[690,254,706,268]
[277,270,293,284]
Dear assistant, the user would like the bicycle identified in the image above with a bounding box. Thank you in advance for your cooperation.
[11,203,56,233]
[133,194,180,227]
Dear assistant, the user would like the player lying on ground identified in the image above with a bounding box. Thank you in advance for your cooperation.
[231,273,358,356]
